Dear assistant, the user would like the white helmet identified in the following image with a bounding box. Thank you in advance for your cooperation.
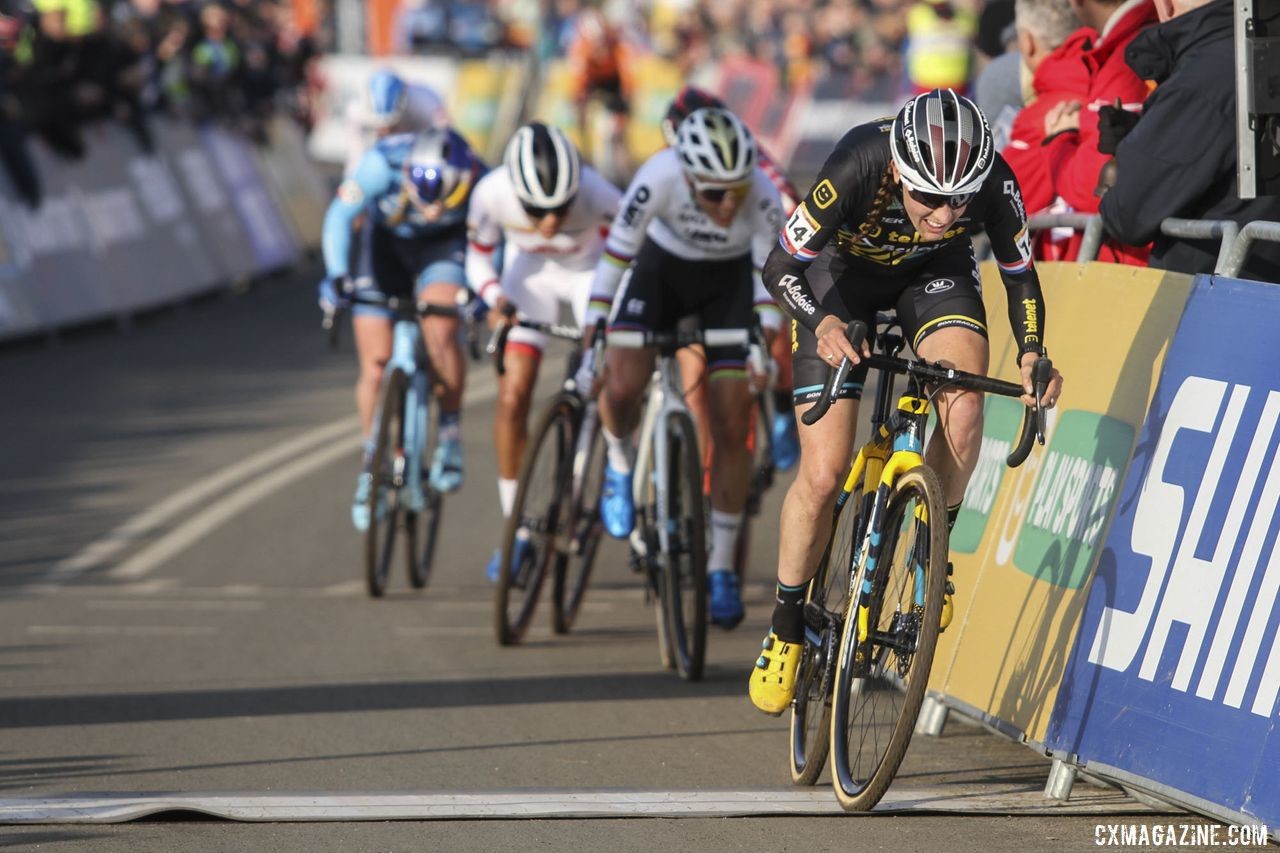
[504,122,581,212]
[890,88,994,197]
[674,107,756,184]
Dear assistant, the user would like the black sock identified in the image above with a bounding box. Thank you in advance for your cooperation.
[771,581,807,643]
[947,503,962,531]
[773,390,794,414]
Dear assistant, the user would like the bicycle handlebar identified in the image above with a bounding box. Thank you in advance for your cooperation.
[487,303,585,375]
[802,320,1053,468]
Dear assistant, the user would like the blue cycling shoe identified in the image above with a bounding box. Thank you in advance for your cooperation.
[430,438,464,494]
[771,411,800,471]
[485,535,532,584]
[351,472,373,532]
[708,570,745,629]
[600,465,634,539]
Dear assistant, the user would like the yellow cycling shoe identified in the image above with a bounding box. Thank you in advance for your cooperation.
[939,563,956,633]
[749,631,802,716]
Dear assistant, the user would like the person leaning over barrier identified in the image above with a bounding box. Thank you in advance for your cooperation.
[748,89,1064,716]
[1095,0,1280,281]
[320,126,486,530]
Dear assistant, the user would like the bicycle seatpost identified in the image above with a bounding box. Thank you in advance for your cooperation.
[801,320,868,426]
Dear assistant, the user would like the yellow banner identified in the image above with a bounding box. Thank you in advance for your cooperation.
[928,261,1193,743]
[450,60,515,162]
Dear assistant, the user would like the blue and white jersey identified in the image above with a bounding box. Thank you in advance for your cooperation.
[322,129,485,278]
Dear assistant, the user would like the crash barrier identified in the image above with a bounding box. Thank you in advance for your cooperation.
[308,54,528,167]
[918,260,1280,838]
[0,116,326,344]
[1026,213,1280,277]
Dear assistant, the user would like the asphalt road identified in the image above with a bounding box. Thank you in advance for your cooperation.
[0,267,1216,852]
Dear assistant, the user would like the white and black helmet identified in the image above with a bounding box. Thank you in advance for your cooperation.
[674,107,756,184]
[504,122,581,211]
[891,88,994,196]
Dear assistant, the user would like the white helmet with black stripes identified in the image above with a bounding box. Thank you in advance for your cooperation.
[890,88,994,196]
[504,122,581,211]
[674,107,756,184]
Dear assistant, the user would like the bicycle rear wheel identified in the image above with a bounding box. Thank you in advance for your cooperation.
[790,467,866,786]
[830,465,947,811]
[408,403,441,589]
[365,369,410,598]
[661,412,708,682]
[553,404,603,634]
[495,397,574,646]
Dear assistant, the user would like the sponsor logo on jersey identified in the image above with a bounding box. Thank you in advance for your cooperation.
[779,273,816,316]
[337,180,364,206]
[626,298,646,316]
[1003,179,1026,223]
[812,179,838,210]
[924,278,954,295]
[620,185,650,227]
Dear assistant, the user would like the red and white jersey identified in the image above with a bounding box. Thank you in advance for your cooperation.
[465,164,621,306]
[343,84,450,177]
[586,147,784,327]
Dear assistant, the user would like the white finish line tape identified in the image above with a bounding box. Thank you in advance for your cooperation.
[0,787,1170,823]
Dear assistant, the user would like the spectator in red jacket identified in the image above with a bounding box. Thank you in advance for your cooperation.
[1001,0,1088,219]
[1039,0,1158,263]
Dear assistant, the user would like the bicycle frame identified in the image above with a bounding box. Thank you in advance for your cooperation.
[382,316,432,507]
[630,351,694,566]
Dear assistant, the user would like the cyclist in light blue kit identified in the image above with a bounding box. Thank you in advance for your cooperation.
[321,126,486,530]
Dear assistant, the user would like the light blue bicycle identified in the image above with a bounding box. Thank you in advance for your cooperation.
[343,288,465,598]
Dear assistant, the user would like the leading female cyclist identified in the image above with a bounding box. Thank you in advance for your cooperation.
[748,89,1064,714]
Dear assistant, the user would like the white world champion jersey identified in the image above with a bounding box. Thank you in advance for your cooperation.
[608,147,783,264]
[465,164,621,304]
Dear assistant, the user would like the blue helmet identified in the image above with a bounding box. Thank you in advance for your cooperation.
[365,70,407,129]
[405,129,473,208]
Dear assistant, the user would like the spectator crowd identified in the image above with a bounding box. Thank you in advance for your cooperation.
[0,0,320,208]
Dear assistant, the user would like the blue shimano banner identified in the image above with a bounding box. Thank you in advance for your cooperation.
[1047,276,1280,826]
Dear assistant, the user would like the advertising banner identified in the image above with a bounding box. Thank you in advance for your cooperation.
[201,126,298,272]
[1046,276,1280,827]
[253,117,330,249]
[928,261,1193,744]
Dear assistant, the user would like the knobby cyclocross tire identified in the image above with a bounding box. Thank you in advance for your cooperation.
[790,466,866,786]
[365,368,410,599]
[830,465,948,811]
[408,403,441,589]
[552,400,604,634]
[661,411,708,682]
[635,428,675,671]
[494,397,574,646]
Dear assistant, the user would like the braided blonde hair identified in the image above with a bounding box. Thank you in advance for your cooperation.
[856,163,897,243]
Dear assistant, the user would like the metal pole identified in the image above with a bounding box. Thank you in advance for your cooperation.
[1044,758,1078,801]
[914,694,949,737]
[1222,220,1280,277]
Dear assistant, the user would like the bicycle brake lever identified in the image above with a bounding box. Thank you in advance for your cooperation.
[1032,358,1053,445]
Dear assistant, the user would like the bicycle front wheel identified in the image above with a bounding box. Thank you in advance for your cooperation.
[365,369,410,598]
[408,403,441,589]
[830,465,948,811]
[790,466,866,786]
[660,412,708,682]
[494,397,574,646]
[553,405,603,634]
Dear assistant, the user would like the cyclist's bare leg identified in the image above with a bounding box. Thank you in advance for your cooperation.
[495,347,540,480]
[913,327,988,509]
[707,375,752,515]
[418,281,466,412]
[352,314,393,440]
[599,345,656,452]
[777,398,860,587]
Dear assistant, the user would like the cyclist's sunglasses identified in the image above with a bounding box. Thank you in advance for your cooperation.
[691,180,751,204]
[903,183,975,210]
[521,200,573,219]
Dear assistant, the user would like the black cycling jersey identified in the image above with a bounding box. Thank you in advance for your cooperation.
[763,119,1046,358]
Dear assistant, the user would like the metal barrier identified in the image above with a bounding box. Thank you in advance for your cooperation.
[1025,213,1104,262]
[1158,218,1240,274]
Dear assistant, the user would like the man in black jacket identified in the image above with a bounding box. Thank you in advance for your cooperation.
[1099,0,1280,281]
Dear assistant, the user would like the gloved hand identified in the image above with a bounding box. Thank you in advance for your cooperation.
[1097,102,1141,155]
[318,276,350,313]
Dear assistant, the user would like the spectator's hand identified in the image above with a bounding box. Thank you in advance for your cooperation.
[1044,100,1081,138]
[1097,99,1141,155]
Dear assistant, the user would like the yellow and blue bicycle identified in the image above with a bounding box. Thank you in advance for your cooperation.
[790,318,1052,811]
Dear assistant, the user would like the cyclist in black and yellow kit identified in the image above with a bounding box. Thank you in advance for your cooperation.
[748,88,1063,715]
